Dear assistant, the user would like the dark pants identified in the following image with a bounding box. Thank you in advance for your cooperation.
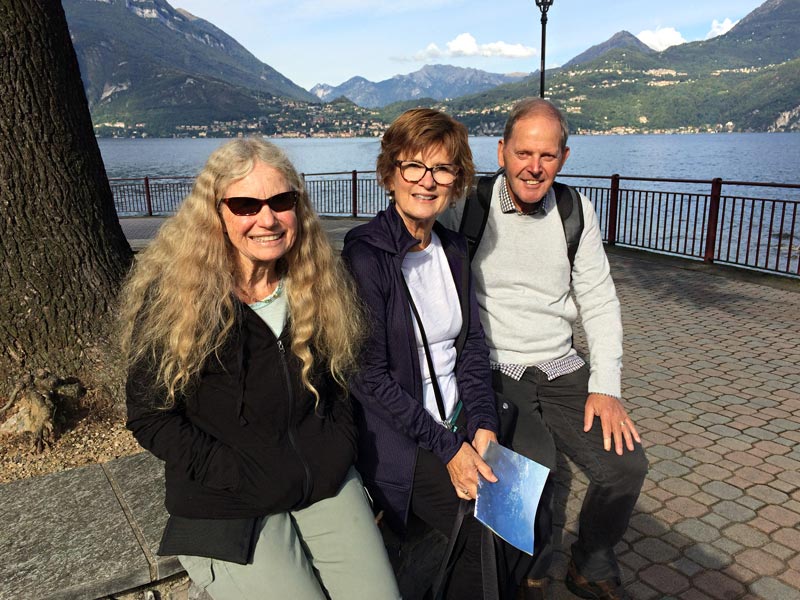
[412,448,530,599]
[493,365,648,582]
[412,447,485,600]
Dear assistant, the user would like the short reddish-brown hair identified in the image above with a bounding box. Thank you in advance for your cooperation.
[376,108,475,200]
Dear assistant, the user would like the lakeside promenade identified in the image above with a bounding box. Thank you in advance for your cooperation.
[1,216,797,600]
[122,217,800,599]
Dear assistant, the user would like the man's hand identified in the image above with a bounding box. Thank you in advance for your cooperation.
[471,427,498,458]
[446,442,498,500]
[583,393,641,455]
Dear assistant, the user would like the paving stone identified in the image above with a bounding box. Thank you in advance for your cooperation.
[736,495,766,511]
[716,437,753,452]
[711,536,743,556]
[693,569,746,599]
[735,548,784,576]
[747,484,790,505]
[634,495,662,514]
[653,461,692,478]
[755,440,789,455]
[639,565,689,595]
[777,468,800,487]
[749,576,800,600]
[778,569,800,595]
[627,581,659,600]
[707,424,742,438]
[674,519,721,543]
[713,500,757,523]
[726,451,763,467]
[767,454,800,471]
[722,523,770,548]
[665,497,709,519]
[647,445,683,460]
[745,516,781,536]
[758,504,800,528]
[619,549,649,572]
[772,527,800,551]
[648,487,675,502]
[631,538,681,562]
[762,541,794,561]
[697,412,732,426]
[677,589,715,600]
[722,562,757,585]
[742,427,778,440]
[735,467,774,486]
[674,422,706,435]
[701,481,742,501]
[660,478,701,497]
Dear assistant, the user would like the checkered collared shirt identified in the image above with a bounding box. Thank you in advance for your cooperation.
[489,174,586,382]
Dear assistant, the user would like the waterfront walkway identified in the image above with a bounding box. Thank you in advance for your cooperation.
[1,217,798,600]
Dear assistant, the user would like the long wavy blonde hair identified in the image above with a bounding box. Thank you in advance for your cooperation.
[119,138,363,405]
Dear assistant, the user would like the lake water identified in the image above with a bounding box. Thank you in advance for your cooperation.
[99,133,800,189]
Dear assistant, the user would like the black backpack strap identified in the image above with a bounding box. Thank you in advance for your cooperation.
[552,181,584,270]
[460,170,501,262]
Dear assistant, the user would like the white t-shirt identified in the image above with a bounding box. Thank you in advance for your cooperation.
[401,231,462,423]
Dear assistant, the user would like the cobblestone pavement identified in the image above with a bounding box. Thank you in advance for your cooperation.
[550,251,800,600]
[120,217,800,600]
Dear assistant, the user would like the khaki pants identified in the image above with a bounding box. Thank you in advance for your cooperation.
[180,468,400,600]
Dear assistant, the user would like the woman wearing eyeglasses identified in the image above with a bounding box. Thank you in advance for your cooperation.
[120,138,399,600]
[342,109,516,599]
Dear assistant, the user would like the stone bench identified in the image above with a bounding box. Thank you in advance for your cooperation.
[0,452,180,600]
[0,451,446,600]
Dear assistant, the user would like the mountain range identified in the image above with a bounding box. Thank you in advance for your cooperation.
[311,65,529,108]
[63,0,800,136]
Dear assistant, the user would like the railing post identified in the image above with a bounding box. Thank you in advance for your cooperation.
[351,170,358,218]
[143,176,153,217]
[703,178,723,263]
[607,174,619,246]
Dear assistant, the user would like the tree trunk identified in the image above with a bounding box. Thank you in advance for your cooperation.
[0,0,133,401]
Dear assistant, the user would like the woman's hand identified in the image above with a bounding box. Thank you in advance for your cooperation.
[471,428,498,458]
[446,442,498,500]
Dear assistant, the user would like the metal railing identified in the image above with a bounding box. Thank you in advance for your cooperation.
[110,172,800,278]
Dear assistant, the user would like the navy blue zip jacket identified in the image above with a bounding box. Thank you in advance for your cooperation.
[342,204,498,532]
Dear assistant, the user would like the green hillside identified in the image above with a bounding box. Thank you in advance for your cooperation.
[444,0,800,134]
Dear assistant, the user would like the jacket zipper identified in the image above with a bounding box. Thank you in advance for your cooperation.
[277,339,313,507]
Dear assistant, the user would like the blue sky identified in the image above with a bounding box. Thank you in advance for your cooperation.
[174,0,767,90]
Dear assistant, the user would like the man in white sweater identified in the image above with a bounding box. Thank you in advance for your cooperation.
[443,98,647,600]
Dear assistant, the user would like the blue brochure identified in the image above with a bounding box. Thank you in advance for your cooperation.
[475,441,550,555]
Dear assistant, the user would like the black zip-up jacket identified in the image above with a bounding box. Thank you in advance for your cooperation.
[126,301,357,523]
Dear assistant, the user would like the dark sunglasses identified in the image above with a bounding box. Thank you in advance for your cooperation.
[220,190,299,216]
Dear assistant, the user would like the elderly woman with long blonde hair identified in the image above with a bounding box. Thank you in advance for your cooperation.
[120,138,399,600]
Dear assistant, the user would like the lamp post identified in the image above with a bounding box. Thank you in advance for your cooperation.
[535,0,554,98]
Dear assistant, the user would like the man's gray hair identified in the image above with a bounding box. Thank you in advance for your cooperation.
[503,98,569,152]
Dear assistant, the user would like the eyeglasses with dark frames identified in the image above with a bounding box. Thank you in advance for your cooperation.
[394,160,460,186]
[220,190,299,216]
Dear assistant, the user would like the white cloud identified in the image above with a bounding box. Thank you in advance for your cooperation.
[636,27,687,51]
[706,18,737,39]
[411,33,536,61]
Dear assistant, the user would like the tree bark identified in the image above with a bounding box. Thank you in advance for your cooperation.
[0,0,133,400]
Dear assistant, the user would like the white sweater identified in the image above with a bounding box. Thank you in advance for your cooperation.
[443,176,623,398]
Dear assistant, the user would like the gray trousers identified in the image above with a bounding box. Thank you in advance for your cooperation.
[180,468,400,600]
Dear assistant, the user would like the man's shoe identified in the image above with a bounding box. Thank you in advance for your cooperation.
[565,561,630,600]
[516,578,547,600]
